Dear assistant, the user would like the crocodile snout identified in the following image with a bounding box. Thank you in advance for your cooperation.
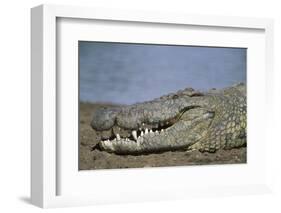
[90,107,120,131]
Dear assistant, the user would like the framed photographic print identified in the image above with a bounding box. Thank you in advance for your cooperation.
[78,41,248,170]
[31,4,274,208]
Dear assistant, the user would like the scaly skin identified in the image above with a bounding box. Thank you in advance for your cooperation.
[91,83,246,154]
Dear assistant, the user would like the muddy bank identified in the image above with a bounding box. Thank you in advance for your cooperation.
[79,102,246,170]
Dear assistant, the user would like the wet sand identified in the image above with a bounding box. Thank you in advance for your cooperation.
[79,102,246,170]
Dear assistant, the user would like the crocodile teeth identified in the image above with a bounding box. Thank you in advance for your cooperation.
[161,129,164,132]
[149,129,153,133]
[132,130,137,141]
[116,133,121,140]
[155,130,159,134]
[141,131,144,136]
[145,128,148,134]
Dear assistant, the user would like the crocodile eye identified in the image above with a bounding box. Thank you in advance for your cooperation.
[172,94,179,99]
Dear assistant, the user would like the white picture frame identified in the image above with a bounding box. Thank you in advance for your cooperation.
[31,4,274,208]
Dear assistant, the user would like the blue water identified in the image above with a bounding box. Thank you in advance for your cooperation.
[79,42,246,105]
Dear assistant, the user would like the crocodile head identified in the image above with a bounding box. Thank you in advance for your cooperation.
[90,84,246,154]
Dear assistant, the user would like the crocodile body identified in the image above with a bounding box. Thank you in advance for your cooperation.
[91,83,246,154]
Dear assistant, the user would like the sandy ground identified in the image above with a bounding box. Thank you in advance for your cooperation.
[79,102,247,170]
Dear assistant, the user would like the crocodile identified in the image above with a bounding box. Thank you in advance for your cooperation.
[90,83,246,155]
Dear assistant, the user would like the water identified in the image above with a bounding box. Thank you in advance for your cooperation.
[79,42,246,105]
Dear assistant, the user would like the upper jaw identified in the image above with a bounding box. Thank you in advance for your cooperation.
[90,93,197,132]
[91,100,183,141]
